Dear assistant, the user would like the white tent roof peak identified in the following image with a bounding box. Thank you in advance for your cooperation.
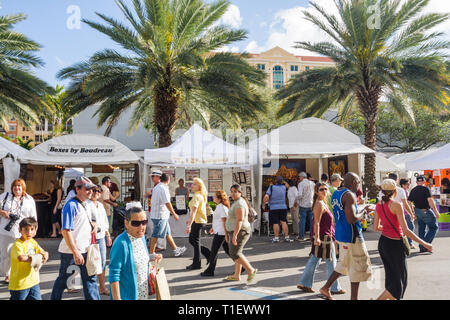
[256,117,374,157]
[0,136,28,160]
[144,124,253,167]
[19,134,140,166]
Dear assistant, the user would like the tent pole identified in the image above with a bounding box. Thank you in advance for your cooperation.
[318,155,323,181]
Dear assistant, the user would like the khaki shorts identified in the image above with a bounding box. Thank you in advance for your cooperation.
[335,238,372,283]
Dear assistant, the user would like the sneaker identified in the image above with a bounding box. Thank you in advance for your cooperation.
[285,237,294,243]
[272,237,280,243]
[174,246,187,257]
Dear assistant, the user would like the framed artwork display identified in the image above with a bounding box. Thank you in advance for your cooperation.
[239,172,246,184]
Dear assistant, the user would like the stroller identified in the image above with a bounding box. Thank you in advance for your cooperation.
[112,206,126,238]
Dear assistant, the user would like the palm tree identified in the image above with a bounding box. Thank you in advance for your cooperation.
[275,0,449,197]
[40,85,73,137]
[0,14,51,129]
[15,136,33,150]
[58,0,266,147]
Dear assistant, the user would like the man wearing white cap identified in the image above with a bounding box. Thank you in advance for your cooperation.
[145,170,165,251]
[51,176,100,300]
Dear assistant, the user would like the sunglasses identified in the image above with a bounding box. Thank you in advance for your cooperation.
[319,188,328,192]
[129,220,148,227]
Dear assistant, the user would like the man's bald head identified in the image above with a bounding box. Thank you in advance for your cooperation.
[343,172,361,193]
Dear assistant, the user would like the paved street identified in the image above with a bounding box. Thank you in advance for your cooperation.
[1,228,449,301]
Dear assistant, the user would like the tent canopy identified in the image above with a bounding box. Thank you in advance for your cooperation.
[255,118,375,158]
[375,153,401,172]
[389,148,437,171]
[406,143,450,171]
[0,136,27,160]
[144,124,253,168]
[19,134,140,166]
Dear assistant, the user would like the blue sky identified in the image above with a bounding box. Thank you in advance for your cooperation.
[2,0,448,87]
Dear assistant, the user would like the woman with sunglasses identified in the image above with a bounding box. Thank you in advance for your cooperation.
[297,182,344,295]
[88,186,112,296]
[109,206,162,300]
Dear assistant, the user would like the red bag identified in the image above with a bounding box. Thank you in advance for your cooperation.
[148,264,157,295]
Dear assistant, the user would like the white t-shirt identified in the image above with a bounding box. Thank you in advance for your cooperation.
[0,193,37,239]
[150,183,171,220]
[58,198,93,254]
[100,185,112,216]
[287,186,298,208]
[297,180,315,208]
[212,203,229,236]
[65,190,76,202]
[87,200,109,240]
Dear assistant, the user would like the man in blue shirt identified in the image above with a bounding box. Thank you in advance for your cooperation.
[319,173,372,300]
[263,176,293,243]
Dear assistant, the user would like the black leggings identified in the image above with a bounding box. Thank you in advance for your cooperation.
[189,222,205,266]
[201,234,230,273]
[378,235,408,300]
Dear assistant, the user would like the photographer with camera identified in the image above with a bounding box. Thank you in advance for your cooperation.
[0,179,37,284]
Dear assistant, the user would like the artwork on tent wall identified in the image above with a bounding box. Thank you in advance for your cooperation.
[328,156,348,178]
[208,169,223,193]
[232,173,239,184]
[185,169,200,182]
[162,169,176,183]
[246,186,252,199]
[239,172,246,184]
[0,166,4,193]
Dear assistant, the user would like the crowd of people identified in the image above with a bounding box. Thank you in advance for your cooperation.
[0,167,444,300]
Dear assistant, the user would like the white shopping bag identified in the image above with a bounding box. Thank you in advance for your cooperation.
[86,235,103,276]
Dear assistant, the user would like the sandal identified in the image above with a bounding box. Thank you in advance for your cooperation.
[247,268,258,283]
[66,289,80,294]
[224,275,240,281]
[331,289,346,295]
[297,285,315,293]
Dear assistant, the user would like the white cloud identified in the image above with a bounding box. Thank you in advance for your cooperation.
[219,4,243,28]
[247,0,450,55]
[213,45,240,53]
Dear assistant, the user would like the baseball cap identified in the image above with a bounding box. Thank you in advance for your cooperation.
[381,179,397,191]
[416,175,425,182]
[299,172,307,178]
[151,169,162,177]
[75,176,96,189]
[330,173,344,182]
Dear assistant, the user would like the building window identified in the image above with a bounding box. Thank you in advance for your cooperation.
[47,122,53,131]
[8,125,16,131]
[8,134,15,140]
[305,66,310,71]
[273,65,284,89]
[64,119,73,131]
[257,64,266,70]
[35,135,43,143]
[290,65,298,72]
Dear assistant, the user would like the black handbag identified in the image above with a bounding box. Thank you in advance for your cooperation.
[380,203,411,256]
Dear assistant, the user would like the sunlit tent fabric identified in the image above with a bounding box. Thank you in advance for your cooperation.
[406,143,450,171]
[0,136,28,192]
[389,148,438,171]
[19,134,140,166]
[144,124,253,168]
[256,118,375,158]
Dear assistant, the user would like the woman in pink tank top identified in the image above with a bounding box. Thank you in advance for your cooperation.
[374,179,432,300]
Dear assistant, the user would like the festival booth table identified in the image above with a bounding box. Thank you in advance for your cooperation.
[18,134,142,237]
[0,137,28,193]
[143,124,256,238]
[251,118,375,235]
[406,143,450,225]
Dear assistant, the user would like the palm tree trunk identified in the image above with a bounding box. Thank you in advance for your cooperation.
[154,85,181,148]
[356,83,381,199]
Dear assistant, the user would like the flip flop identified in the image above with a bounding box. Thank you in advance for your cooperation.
[224,275,240,281]
[66,289,80,294]
[247,268,258,283]
[331,289,346,295]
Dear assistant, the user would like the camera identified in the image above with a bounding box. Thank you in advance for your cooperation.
[4,214,20,232]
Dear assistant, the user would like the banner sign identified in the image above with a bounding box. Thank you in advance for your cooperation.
[47,145,115,156]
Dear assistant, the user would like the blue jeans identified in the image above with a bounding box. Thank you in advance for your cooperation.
[404,213,415,246]
[298,243,341,292]
[50,253,100,300]
[298,207,313,239]
[97,237,107,271]
[10,284,41,300]
[414,208,439,251]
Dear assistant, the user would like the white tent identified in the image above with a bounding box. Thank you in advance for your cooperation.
[361,153,401,184]
[406,143,450,171]
[389,148,438,171]
[144,124,253,168]
[20,134,140,166]
[0,137,28,193]
[255,118,375,159]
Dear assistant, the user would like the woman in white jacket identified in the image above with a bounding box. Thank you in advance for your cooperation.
[0,179,37,283]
